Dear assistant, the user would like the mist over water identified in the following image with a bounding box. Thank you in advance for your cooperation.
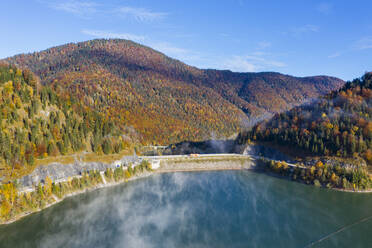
[1,171,372,248]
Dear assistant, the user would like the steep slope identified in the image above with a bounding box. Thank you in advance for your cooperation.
[237,73,372,165]
[4,39,344,143]
[202,70,344,117]
[0,63,127,179]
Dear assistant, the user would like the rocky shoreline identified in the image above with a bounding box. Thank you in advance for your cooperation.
[3,171,154,225]
[17,155,140,191]
[1,155,255,225]
[3,153,370,225]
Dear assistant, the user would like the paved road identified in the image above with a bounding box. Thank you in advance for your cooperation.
[140,153,246,159]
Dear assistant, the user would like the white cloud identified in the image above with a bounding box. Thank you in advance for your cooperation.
[257,41,271,49]
[147,42,202,62]
[82,29,145,42]
[81,30,200,63]
[327,37,372,58]
[117,7,167,22]
[43,1,168,22]
[288,25,319,37]
[151,42,188,56]
[328,52,341,58]
[220,55,286,72]
[81,29,284,73]
[316,3,333,14]
[222,56,257,72]
[47,0,98,16]
[353,37,372,50]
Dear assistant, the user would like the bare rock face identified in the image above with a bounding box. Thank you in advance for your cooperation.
[18,156,140,188]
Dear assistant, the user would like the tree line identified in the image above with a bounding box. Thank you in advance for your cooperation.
[237,73,372,164]
[0,160,152,222]
[0,64,129,176]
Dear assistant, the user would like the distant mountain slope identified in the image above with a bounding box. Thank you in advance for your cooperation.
[237,73,372,165]
[201,70,344,118]
[4,39,344,144]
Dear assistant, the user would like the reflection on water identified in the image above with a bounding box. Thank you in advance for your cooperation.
[0,171,371,248]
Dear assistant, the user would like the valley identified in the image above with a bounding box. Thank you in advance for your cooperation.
[0,39,369,227]
[1,1,371,247]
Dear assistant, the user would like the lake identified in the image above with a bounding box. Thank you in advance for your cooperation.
[0,170,371,248]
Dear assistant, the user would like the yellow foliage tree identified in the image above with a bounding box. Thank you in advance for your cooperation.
[330,173,338,185]
[3,81,14,95]
[44,176,53,197]
[125,170,131,179]
[315,161,323,169]
[310,166,316,176]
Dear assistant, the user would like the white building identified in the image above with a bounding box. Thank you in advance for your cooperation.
[151,160,160,169]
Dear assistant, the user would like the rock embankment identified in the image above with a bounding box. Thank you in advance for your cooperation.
[18,156,140,190]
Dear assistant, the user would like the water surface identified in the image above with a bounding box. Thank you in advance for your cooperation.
[0,171,371,248]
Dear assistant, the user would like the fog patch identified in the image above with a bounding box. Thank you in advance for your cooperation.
[240,112,273,130]
[38,173,225,248]
[2,171,364,248]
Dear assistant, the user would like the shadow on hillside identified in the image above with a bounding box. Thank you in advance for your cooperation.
[152,140,236,156]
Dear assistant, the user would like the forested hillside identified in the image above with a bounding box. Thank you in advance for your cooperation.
[237,73,372,164]
[4,39,344,144]
[0,63,128,179]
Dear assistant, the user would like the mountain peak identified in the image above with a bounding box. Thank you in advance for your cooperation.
[3,40,344,143]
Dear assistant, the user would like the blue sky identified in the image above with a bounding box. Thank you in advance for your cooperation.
[1,0,371,80]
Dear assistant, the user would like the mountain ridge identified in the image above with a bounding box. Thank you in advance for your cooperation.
[237,72,372,165]
[3,39,344,144]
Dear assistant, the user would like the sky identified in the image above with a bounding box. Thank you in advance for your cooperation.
[0,0,371,81]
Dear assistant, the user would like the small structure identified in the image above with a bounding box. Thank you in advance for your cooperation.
[151,160,160,169]
[113,160,122,168]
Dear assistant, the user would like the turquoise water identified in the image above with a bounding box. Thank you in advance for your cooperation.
[0,171,371,248]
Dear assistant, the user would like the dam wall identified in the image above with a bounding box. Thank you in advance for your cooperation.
[156,156,255,172]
